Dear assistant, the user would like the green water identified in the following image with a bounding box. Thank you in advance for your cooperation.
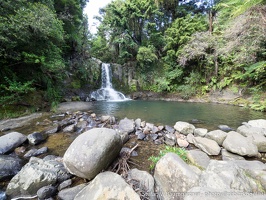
[92,100,266,130]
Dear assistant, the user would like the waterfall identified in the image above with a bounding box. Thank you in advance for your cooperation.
[90,63,129,101]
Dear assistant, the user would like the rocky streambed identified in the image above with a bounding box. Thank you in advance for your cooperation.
[0,102,266,199]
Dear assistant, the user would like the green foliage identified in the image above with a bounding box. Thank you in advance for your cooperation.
[177,85,197,100]
[148,146,188,170]
[137,45,158,71]
[0,77,35,105]
[0,0,91,108]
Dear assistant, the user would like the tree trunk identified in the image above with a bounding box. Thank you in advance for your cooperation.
[209,10,213,34]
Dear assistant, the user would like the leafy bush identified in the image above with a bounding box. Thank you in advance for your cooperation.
[177,85,197,100]
[0,77,35,105]
[148,146,188,170]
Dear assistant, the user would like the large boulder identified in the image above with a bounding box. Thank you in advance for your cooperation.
[205,130,227,146]
[221,149,245,161]
[237,125,266,137]
[63,128,122,180]
[199,160,266,192]
[193,128,208,137]
[0,155,24,181]
[193,137,221,155]
[154,153,199,200]
[118,118,135,134]
[174,122,195,135]
[0,132,27,154]
[247,119,266,129]
[6,156,71,199]
[127,168,156,200]
[74,172,140,200]
[187,150,210,170]
[222,131,258,157]
[251,134,266,152]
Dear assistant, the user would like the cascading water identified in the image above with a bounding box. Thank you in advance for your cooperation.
[90,63,129,101]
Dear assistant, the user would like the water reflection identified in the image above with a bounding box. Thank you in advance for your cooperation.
[92,100,266,130]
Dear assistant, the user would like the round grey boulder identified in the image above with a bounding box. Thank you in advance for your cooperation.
[74,172,140,200]
[63,128,122,180]
[0,155,24,181]
[0,132,27,154]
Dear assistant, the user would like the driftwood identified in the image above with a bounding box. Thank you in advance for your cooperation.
[111,144,139,178]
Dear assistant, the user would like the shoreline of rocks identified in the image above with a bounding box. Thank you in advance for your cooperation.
[0,109,266,199]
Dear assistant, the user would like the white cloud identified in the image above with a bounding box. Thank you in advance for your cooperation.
[84,0,113,34]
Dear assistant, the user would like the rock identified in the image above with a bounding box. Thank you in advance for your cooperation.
[218,125,233,132]
[37,185,57,199]
[45,124,60,134]
[187,150,210,170]
[186,133,195,144]
[150,133,158,141]
[74,172,140,200]
[74,121,87,133]
[251,134,266,152]
[118,118,135,134]
[6,156,71,199]
[101,115,110,122]
[27,132,48,145]
[154,153,199,200]
[56,102,93,113]
[152,126,159,134]
[0,132,27,154]
[222,131,258,157]
[185,187,266,200]
[143,126,151,134]
[24,147,48,158]
[154,138,164,145]
[237,125,266,137]
[63,124,75,133]
[205,130,227,146]
[165,125,175,134]
[194,128,208,137]
[247,119,266,128]
[164,133,176,146]
[0,155,24,181]
[135,118,141,129]
[140,121,146,128]
[158,125,164,131]
[58,179,72,191]
[0,113,43,131]
[174,121,195,135]
[136,130,146,140]
[63,128,122,180]
[177,138,189,148]
[199,160,262,192]
[193,137,221,155]
[127,168,156,200]
[221,149,245,161]
[120,147,138,157]
[58,184,87,200]
[14,146,26,156]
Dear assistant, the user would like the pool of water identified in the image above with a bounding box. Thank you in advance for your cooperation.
[91,100,266,130]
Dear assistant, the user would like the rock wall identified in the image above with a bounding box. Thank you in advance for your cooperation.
[111,61,138,92]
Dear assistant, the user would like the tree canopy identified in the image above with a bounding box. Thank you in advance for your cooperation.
[1,0,266,113]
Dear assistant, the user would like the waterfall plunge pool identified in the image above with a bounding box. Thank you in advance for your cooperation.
[91,100,266,130]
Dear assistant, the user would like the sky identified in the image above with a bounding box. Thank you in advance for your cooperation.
[84,0,113,34]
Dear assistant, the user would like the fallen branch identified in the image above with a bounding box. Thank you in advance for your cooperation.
[110,144,139,178]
